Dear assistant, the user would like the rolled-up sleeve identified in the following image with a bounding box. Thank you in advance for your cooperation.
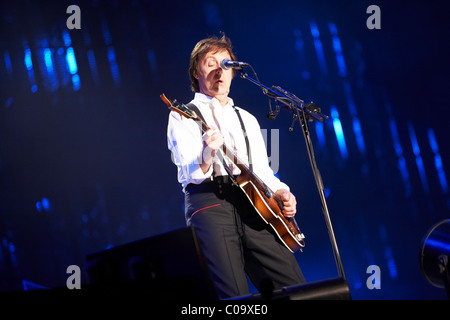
[167,111,213,190]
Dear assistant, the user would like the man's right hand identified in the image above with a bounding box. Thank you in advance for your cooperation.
[203,126,224,151]
[200,126,224,173]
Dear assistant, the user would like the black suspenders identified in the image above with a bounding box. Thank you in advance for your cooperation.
[234,108,253,172]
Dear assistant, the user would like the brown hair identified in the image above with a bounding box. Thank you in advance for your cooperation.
[188,34,237,92]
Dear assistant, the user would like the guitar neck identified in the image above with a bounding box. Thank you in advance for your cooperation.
[196,116,273,197]
[196,116,241,166]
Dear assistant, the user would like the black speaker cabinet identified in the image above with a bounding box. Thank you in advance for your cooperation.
[230,277,351,300]
[85,226,217,300]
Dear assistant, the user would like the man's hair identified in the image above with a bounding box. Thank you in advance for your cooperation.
[188,34,237,92]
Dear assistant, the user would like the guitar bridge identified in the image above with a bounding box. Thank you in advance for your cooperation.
[296,233,305,241]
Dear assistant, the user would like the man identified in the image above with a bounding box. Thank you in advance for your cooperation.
[167,34,305,299]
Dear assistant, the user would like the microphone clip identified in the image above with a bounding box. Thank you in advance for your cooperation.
[266,99,280,120]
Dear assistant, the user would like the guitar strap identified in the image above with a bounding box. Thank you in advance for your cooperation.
[186,103,253,175]
[234,108,253,172]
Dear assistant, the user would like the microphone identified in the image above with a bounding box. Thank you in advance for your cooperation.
[220,59,249,70]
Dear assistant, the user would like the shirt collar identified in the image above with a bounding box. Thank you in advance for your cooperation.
[194,92,235,110]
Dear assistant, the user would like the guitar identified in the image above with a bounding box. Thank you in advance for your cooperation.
[161,94,305,253]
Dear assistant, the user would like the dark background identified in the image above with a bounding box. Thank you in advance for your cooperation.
[1,0,449,299]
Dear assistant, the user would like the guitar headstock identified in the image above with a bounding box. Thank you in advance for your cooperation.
[160,93,198,120]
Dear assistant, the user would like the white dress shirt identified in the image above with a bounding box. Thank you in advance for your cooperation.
[167,92,289,193]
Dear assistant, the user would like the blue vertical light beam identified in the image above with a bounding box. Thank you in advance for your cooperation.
[315,121,326,147]
[343,81,366,155]
[408,122,429,195]
[65,46,80,91]
[62,30,72,47]
[42,47,59,91]
[310,22,328,76]
[390,117,412,197]
[4,51,12,74]
[328,23,347,77]
[66,47,78,75]
[24,48,33,70]
[43,48,53,73]
[107,46,121,85]
[427,128,449,194]
[87,49,99,84]
[330,106,348,159]
[24,46,37,92]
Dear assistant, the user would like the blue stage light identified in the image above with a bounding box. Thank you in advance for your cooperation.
[24,48,33,70]
[87,49,99,84]
[330,106,348,159]
[62,30,72,47]
[66,47,78,75]
[314,121,325,147]
[4,51,12,74]
[72,74,80,91]
[107,46,121,85]
[310,22,328,75]
[329,23,347,77]
[408,122,429,194]
[43,48,53,73]
[352,118,366,155]
[427,128,449,194]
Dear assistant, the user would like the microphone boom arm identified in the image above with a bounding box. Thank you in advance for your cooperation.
[238,70,328,123]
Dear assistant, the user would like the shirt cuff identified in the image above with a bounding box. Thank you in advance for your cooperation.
[187,162,214,185]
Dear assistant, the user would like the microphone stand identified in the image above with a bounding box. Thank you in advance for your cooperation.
[238,69,347,280]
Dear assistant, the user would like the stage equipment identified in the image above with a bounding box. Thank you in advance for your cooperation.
[419,219,450,298]
[85,226,217,300]
[235,64,347,283]
[220,58,250,70]
[229,277,351,300]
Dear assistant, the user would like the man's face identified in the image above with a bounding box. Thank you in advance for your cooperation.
[195,50,233,102]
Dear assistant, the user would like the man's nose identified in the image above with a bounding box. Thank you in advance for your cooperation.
[214,65,223,76]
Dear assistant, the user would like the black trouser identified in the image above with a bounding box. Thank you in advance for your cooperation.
[185,177,306,299]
